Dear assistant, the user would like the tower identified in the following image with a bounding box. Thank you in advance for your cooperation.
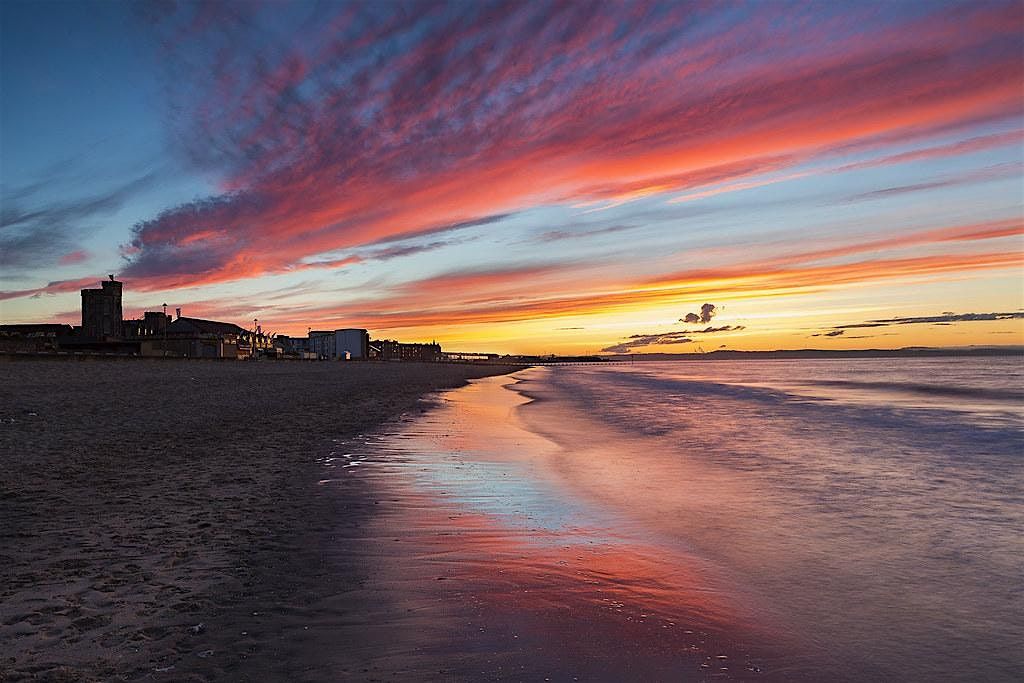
[81,275,123,340]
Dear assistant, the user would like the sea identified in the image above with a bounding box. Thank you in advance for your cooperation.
[333,357,1024,681]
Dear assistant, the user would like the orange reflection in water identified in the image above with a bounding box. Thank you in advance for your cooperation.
[365,493,780,679]
[332,373,801,680]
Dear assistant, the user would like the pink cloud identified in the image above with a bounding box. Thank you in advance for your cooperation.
[6,1,1022,333]
[149,217,1023,335]
[89,1,1021,296]
[57,250,89,265]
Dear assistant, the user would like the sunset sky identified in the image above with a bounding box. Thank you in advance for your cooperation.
[2,0,1022,354]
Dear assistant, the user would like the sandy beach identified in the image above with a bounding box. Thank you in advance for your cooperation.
[0,359,519,682]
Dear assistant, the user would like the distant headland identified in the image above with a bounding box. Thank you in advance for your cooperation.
[601,347,1024,361]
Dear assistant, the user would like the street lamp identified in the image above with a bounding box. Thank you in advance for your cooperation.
[162,303,168,357]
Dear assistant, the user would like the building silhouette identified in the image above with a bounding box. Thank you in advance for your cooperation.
[5,276,445,361]
[0,324,74,353]
[81,276,123,340]
[123,311,171,339]
[372,339,442,362]
[308,330,335,359]
[162,316,247,358]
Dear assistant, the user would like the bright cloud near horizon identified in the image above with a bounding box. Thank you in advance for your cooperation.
[1,0,1022,354]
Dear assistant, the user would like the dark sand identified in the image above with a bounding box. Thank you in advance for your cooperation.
[0,359,519,682]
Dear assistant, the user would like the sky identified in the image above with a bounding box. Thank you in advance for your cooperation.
[1,0,1022,355]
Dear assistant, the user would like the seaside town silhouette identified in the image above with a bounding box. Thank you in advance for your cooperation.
[0,275,445,361]
[0,276,616,363]
[3,276,1015,363]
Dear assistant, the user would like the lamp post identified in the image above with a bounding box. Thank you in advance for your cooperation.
[162,303,168,357]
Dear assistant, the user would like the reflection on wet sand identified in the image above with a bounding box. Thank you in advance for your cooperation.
[319,371,791,680]
[305,359,1024,681]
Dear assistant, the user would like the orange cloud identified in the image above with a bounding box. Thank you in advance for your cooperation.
[227,245,1022,335]
[88,1,1023,295]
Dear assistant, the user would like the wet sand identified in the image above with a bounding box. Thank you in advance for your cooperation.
[297,370,787,680]
[0,359,519,682]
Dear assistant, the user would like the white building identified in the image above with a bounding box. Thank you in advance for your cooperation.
[334,328,369,359]
[306,328,369,359]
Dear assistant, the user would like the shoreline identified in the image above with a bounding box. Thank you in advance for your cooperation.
[0,360,521,681]
[503,361,1024,681]
[300,370,787,680]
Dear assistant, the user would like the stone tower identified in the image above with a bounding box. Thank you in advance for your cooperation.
[81,275,123,340]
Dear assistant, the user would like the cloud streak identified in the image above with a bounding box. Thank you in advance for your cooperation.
[833,312,1024,330]
[846,162,1022,202]
[1,171,156,271]
[601,321,746,354]
[131,240,1022,338]
[601,334,694,354]
[55,0,1021,294]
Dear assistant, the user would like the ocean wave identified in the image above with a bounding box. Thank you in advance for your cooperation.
[540,363,1024,439]
[805,379,1024,402]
